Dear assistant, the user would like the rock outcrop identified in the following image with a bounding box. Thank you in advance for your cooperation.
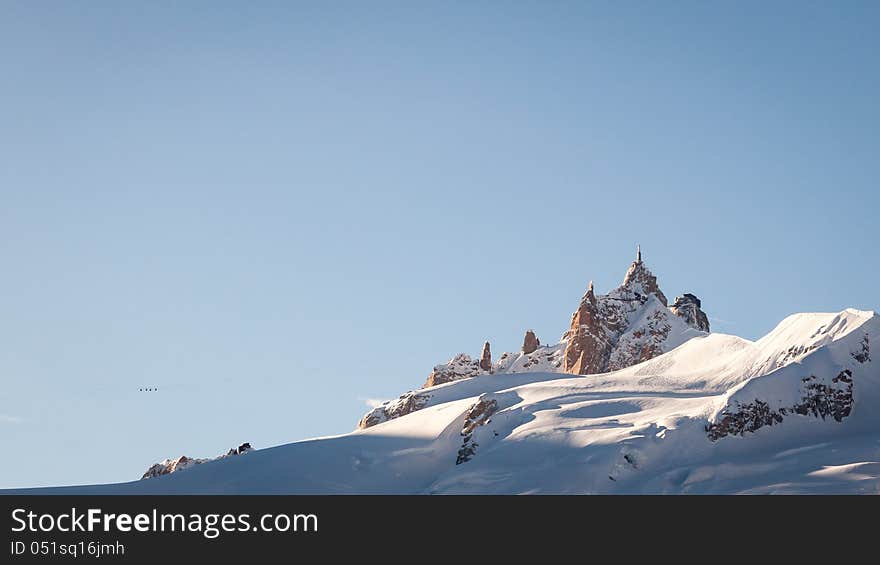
[852,334,870,364]
[522,330,540,354]
[423,353,486,388]
[495,342,566,374]
[671,293,710,332]
[141,443,253,479]
[456,397,499,464]
[606,304,675,372]
[357,391,431,429]
[480,341,492,371]
[706,370,854,441]
[141,455,204,479]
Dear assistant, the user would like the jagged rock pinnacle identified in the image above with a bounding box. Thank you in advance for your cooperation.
[522,330,541,354]
[480,341,492,371]
[581,280,597,307]
[622,255,667,306]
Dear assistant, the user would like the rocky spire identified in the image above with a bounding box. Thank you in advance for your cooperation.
[582,280,597,306]
[479,341,492,371]
[564,280,605,375]
[522,330,541,354]
[622,246,667,306]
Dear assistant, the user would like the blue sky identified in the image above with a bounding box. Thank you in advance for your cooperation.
[1,1,878,488]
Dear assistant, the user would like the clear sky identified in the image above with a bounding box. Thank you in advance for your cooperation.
[1,1,878,488]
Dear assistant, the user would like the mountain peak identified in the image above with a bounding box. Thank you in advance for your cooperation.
[621,249,667,306]
[563,250,709,374]
[364,251,711,425]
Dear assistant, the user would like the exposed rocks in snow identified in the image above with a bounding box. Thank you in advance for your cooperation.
[357,391,432,429]
[776,344,820,368]
[522,330,541,354]
[461,397,498,436]
[227,442,253,457]
[422,354,485,388]
[705,399,783,442]
[852,334,871,364]
[456,397,498,464]
[141,443,253,479]
[671,293,711,332]
[420,342,494,390]
[455,442,478,465]
[498,342,565,372]
[606,306,673,372]
[706,369,855,441]
[142,456,206,479]
[480,341,493,371]
[793,371,853,421]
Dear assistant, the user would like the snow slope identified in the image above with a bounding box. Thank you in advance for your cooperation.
[6,309,879,494]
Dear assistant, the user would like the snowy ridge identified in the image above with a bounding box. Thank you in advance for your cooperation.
[10,308,879,494]
[140,443,254,479]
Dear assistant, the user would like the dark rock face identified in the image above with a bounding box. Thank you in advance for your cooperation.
[480,341,492,371]
[456,398,498,464]
[226,443,253,457]
[793,371,853,421]
[706,369,854,441]
[522,330,541,354]
[455,441,478,465]
[852,334,871,364]
[705,400,782,442]
[670,293,711,332]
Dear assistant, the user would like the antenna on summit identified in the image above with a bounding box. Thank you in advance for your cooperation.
[637,244,641,263]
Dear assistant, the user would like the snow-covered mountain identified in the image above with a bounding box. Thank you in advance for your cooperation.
[6,256,880,494]
[360,249,708,429]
